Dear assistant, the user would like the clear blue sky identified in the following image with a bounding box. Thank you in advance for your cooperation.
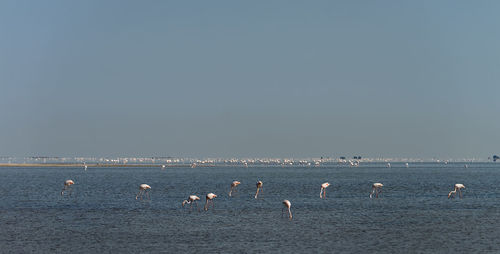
[1,1,499,158]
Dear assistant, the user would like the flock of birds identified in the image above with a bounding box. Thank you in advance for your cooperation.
[60,176,466,220]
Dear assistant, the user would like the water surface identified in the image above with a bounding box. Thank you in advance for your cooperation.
[1,163,500,253]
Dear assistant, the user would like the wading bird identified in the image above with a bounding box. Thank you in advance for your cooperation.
[204,193,217,211]
[448,184,465,199]
[255,181,263,199]
[320,182,330,199]
[61,180,74,196]
[282,200,292,219]
[229,181,241,197]
[370,183,383,198]
[136,184,151,200]
[182,195,201,210]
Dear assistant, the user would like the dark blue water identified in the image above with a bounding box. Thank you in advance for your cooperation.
[1,163,500,253]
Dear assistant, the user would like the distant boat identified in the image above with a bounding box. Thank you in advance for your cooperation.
[493,155,499,162]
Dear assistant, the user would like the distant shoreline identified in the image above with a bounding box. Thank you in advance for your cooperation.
[0,163,216,168]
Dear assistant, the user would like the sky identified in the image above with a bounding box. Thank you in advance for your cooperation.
[1,1,499,159]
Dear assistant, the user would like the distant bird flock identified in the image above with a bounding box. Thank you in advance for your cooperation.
[61,170,466,220]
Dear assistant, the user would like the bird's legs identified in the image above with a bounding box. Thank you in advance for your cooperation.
[146,190,150,200]
[287,207,292,220]
[458,188,463,199]
[136,190,143,200]
[229,187,233,197]
[255,187,261,199]
[320,188,323,198]
[61,186,73,196]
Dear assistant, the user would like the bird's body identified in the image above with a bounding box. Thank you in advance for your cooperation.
[61,180,74,196]
[448,184,465,199]
[255,181,263,199]
[370,183,383,198]
[136,184,151,200]
[282,200,292,219]
[204,193,217,211]
[229,181,241,197]
[183,195,201,211]
[320,182,330,199]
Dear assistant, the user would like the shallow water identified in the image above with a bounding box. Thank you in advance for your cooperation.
[1,163,500,253]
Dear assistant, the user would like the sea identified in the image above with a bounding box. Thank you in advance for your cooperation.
[1,163,500,253]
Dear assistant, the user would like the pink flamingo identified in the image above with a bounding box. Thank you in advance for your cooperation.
[204,193,217,211]
[61,180,74,196]
[136,184,151,200]
[370,183,383,198]
[448,184,465,199]
[255,181,263,199]
[229,181,241,197]
[319,182,330,199]
[282,200,292,220]
[182,195,201,210]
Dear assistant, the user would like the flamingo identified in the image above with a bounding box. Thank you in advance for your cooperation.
[448,184,465,199]
[229,181,241,197]
[387,163,391,168]
[255,181,263,199]
[204,193,217,211]
[320,182,330,199]
[370,183,383,198]
[182,195,201,210]
[61,180,74,196]
[161,165,166,170]
[282,200,292,219]
[136,184,151,200]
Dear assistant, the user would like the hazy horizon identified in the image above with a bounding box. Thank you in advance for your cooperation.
[1,1,499,158]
